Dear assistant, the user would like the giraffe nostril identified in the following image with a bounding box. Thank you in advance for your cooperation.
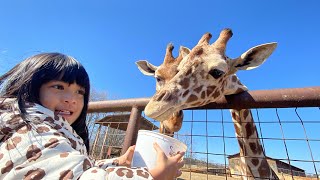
[154,90,174,102]
[162,91,172,102]
[155,91,166,101]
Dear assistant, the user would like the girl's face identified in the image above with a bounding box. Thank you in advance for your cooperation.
[39,80,85,125]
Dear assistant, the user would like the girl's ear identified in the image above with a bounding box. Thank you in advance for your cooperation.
[229,42,277,73]
[135,60,158,76]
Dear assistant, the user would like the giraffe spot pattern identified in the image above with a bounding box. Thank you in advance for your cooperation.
[250,141,262,155]
[194,86,203,93]
[182,90,189,98]
[212,90,220,99]
[249,142,258,154]
[186,94,198,103]
[206,86,216,96]
[201,91,206,99]
[135,30,277,179]
[245,123,254,139]
[251,158,259,166]
[243,109,249,118]
[179,78,190,89]
[185,68,192,76]
[257,159,272,178]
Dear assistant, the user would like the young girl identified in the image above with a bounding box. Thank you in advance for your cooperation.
[0,53,184,179]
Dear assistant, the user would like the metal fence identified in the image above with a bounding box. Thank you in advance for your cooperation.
[87,87,320,179]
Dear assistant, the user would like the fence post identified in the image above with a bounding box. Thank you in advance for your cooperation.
[121,106,142,155]
[90,125,102,157]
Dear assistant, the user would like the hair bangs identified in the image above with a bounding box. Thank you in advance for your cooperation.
[43,54,89,91]
[58,63,89,90]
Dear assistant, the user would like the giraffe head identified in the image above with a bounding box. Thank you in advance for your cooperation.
[136,44,190,134]
[144,28,277,121]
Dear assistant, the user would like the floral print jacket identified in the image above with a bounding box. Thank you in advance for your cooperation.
[0,98,153,180]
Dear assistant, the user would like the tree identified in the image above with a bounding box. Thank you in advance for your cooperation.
[87,88,127,159]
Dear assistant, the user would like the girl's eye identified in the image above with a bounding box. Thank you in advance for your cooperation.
[77,89,85,95]
[52,85,64,90]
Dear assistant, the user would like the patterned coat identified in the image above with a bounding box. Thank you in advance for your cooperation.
[0,98,153,180]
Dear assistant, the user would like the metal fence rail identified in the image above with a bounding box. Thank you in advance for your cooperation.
[88,87,320,112]
[87,86,320,179]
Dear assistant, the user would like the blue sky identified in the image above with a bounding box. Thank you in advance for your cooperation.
[1,1,319,98]
[1,0,319,175]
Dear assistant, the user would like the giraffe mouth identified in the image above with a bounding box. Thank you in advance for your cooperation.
[144,103,177,122]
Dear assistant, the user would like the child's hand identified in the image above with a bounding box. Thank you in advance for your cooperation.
[117,145,135,167]
[149,143,185,180]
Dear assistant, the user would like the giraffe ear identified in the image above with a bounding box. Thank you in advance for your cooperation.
[230,42,277,72]
[136,60,158,76]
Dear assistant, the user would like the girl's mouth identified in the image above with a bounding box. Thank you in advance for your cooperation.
[55,110,73,116]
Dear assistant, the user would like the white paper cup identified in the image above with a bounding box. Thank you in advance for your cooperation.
[132,130,187,170]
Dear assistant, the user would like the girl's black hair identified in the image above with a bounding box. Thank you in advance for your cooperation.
[0,53,90,151]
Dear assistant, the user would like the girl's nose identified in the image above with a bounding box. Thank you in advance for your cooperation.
[63,93,76,104]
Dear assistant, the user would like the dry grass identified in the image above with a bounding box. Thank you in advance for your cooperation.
[177,171,318,180]
[178,171,237,180]
[279,174,318,180]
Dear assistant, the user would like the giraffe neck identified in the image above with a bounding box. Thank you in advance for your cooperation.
[230,109,278,180]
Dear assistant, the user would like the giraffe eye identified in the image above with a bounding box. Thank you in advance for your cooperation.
[209,69,225,79]
[155,76,163,82]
